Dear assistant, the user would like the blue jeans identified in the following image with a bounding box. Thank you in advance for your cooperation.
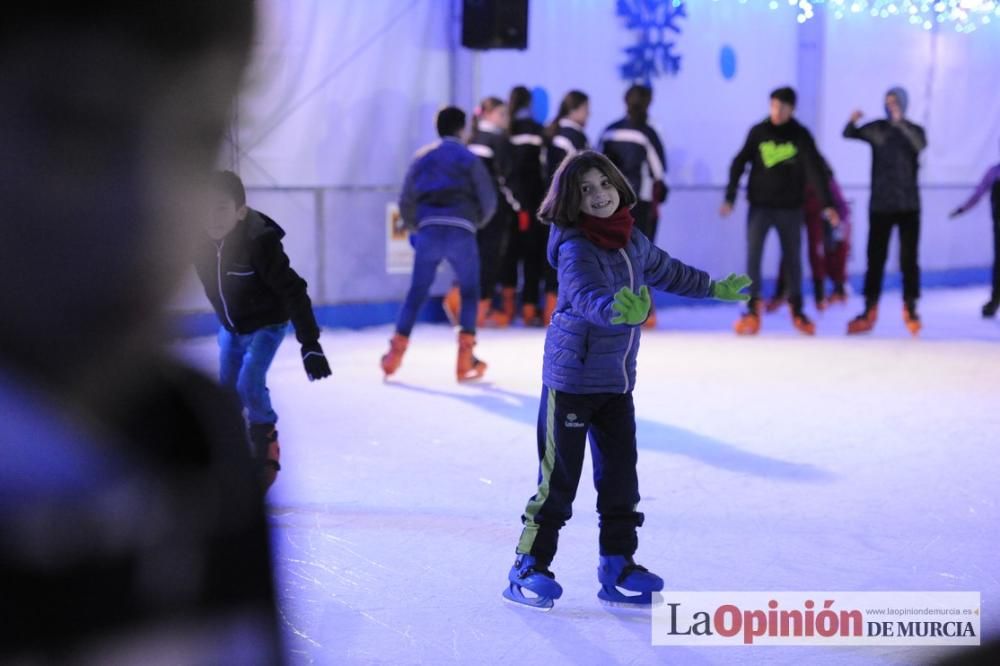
[218,322,289,425]
[397,225,480,336]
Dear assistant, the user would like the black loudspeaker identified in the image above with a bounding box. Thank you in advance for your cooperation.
[461,0,528,50]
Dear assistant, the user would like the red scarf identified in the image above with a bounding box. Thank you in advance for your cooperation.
[577,206,634,250]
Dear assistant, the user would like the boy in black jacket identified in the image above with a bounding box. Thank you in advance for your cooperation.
[195,170,331,489]
[722,86,839,336]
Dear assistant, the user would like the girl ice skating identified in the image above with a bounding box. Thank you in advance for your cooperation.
[503,152,750,611]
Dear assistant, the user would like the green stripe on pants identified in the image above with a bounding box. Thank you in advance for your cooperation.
[517,387,558,554]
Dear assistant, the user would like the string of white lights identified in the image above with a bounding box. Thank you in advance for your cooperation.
[712,0,1000,32]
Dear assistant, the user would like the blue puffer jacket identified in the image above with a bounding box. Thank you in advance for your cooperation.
[542,226,712,394]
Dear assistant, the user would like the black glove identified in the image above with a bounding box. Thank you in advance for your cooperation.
[301,342,331,381]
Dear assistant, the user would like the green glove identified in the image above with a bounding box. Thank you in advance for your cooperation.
[611,285,652,325]
[711,273,752,302]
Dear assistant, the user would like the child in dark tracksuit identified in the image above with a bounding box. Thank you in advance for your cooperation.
[502,151,750,611]
[195,171,331,491]
[504,86,548,326]
[600,84,670,328]
[599,84,668,245]
[541,90,592,325]
[467,96,519,328]
[381,106,498,382]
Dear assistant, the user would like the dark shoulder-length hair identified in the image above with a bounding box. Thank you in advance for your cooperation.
[537,151,637,228]
[508,85,532,117]
[545,90,589,139]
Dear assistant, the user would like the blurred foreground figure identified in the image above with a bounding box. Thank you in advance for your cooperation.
[0,3,283,663]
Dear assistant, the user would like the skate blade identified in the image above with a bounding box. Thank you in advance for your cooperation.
[597,587,653,610]
[502,585,554,611]
[597,586,661,609]
[457,364,487,383]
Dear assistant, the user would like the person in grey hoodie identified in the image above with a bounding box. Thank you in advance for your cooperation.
[843,86,928,335]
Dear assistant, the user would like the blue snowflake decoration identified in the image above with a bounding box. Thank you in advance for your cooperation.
[617,0,686,86]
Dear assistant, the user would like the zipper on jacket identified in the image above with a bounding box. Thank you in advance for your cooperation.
[216,240,236,329]
[619,247,637,394]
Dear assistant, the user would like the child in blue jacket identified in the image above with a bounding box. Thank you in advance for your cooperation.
[382,106,498,382]
[503,151,750,610]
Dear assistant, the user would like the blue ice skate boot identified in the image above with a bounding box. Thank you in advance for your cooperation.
[597,555,663,607]
[502,554,563,611]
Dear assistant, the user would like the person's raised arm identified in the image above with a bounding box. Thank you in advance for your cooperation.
[843,110,878,144]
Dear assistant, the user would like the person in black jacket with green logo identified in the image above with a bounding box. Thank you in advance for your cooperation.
[721,86,839,336]
[194,170,331,489]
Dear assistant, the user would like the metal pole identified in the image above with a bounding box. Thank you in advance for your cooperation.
[314,188,326,305]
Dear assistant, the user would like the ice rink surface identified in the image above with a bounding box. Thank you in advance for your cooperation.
[175,286,1000,665]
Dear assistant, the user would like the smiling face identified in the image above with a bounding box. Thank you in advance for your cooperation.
[578,167,620,218]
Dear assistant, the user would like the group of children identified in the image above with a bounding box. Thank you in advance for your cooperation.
[720,84,1000,336]
[380,101,751,609]
[190,114,751,613]
[379,84,672,383]
[723,85,929,337]
[386,81,987,347]
[190,85,1000,613]
[433,85,671,331]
